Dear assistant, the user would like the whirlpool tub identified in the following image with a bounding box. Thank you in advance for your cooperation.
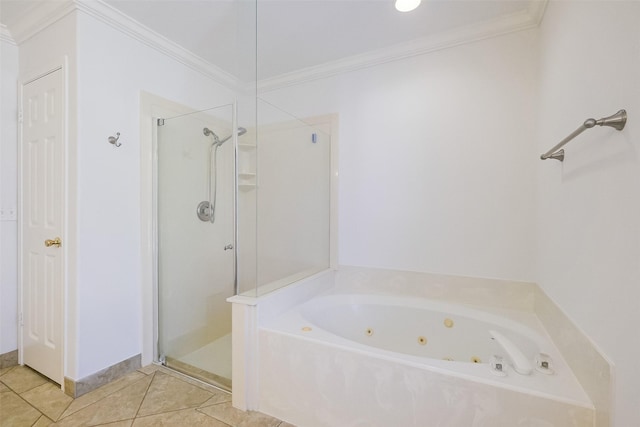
[257,285,595,426]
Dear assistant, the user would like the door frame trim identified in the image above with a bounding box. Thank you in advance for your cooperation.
[17,57,69,388]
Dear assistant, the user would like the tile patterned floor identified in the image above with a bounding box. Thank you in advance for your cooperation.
[0,364,295,427]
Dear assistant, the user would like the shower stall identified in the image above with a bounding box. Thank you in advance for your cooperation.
[153,100,333,391]
[155,104,237,389]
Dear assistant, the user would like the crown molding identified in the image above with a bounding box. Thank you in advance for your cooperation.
[0,24,16,45]
[8,0,239,90]
[7,0,76,45]
[6,0,549,94]
[257,2,549,93]
[73,1,239,89]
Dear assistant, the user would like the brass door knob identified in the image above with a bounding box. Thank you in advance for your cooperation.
[44,237,62,248]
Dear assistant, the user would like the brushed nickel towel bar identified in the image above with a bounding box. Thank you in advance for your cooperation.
[540,109,627,162]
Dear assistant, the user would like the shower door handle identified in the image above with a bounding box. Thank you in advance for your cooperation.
[224,244,233,251]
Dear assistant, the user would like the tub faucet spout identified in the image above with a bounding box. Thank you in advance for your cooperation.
[489,330,533,375]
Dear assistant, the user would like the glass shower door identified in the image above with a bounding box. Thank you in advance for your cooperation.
[156,104,236,391]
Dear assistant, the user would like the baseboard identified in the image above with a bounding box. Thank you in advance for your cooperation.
[0,350,18,369]
[64,353,141,398]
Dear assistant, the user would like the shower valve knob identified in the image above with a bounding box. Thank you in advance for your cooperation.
[224,244,233,251]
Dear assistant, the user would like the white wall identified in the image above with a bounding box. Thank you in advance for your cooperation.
[261,29,539,282]
[0,36,19,355]
[536,1,640,425]
[73,11,235,379]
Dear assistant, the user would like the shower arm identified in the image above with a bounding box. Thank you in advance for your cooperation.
[540,109,627,162]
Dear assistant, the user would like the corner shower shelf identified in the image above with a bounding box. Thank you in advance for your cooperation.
[238,144,256,190]
[239,172,256,191]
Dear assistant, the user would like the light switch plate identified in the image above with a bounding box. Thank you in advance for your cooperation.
[0,208,17,221]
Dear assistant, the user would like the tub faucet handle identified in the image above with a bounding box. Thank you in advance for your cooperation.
[489,330,533,375]
[535,353,554,375]
[490,355,507,377]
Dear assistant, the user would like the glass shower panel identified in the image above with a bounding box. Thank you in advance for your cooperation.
[236,104,258,296]
[234,0,259,296]
[254,100,332,295]
[156,104,235,391]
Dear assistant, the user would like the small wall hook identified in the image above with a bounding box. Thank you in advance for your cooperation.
[108,132,121,147]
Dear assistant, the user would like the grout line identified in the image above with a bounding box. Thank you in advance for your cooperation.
[197,397,233,410]
[4,366,52,395]
[196,402,282,427]
[5,367,73,422]
[136,363,163,376]
[59,371,151,419]
[197,400,230,409]
[9,382,42,394]
[30,414,52,427]
[0,365,17,378]
[3,371,282,427]
[8,389,45,423]
[54,389,75,421]
[194,407,234,427]
[19,381,73,422]
[129,404,233,427]
[196,400,284,426]
[92,419,135,427]
[132,371,155,420]
[155,365,231,395]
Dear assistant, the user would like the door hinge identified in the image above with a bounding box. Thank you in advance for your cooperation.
[157,118,165,126]
[19,312,24,326]
[17,110,23,124]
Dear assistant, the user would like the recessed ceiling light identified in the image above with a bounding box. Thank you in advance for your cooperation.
[395,0,421,12]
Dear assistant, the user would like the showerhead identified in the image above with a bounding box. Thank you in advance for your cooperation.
[216,127,247,146]
[204,126,246,147]
[203,127,220,145]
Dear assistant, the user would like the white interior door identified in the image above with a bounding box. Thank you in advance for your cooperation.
[20,67,65,385]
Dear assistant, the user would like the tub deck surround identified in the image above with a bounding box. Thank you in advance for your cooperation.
[259,331,594,427]
[229,266,608,426]
[228,269,336,410]
[535,287,613,427]
[333,265,537,311]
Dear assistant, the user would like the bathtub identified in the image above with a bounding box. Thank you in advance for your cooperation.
[301,294,542,368]
[257,285,595,426]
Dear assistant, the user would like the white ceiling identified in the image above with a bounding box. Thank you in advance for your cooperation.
[1,0,541,81]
